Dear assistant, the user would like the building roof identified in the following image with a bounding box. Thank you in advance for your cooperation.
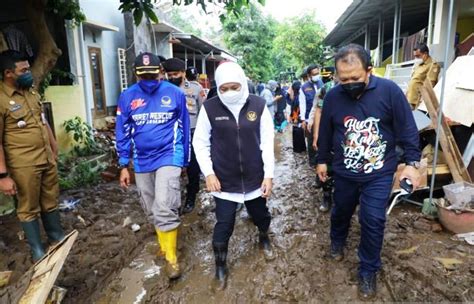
[324,0,430,49]
[153,21,236,61]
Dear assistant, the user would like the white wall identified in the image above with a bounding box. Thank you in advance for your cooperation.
[79,0,126,111]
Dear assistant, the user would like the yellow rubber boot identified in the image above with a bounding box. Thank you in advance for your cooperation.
[161,228,181,279]
[155,228,166,257]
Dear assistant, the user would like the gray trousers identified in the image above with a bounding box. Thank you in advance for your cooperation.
[135,166,181,231]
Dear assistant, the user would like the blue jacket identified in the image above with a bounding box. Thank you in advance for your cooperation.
[115,80,190,173]
[301,79,323,119]
[316,76,420,182]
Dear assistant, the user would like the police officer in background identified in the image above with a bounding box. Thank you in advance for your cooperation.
[163,59,205,213]
[0,50,65,262]
[406,43,440,109]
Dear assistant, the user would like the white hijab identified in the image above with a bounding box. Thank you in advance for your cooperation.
[215,61,249,107]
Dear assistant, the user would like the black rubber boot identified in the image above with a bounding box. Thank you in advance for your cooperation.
[329,243,344,261]
[212,242,228,290]
[358,273,377,300]
[258,231,275,261]
[236,203,244,212]
[182,199,195,214]
[41,210,65,243]
[319,190,332,213]
[21,219,46,262]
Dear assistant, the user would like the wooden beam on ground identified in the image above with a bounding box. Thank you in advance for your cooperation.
[18,230,78,304]
[420,79,472,183]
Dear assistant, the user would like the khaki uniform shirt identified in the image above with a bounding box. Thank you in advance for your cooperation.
[0,82,54,168]
[181,80,206,129]
[406,56,440,108]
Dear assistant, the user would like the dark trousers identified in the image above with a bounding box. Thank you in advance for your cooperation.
[213,196,271,244]
[186,131,201,203]
[330,174,393,277]
[306,130,317,166]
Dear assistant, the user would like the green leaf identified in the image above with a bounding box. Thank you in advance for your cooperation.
[133,8,144,25]
[144,4,159,23]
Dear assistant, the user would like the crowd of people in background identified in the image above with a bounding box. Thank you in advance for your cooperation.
[0,41,424,300]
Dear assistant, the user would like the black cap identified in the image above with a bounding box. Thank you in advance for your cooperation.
[162,58,186,72]
[134,52,161,75]
[186,66,198,80]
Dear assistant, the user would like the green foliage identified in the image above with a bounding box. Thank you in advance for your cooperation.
[63,116,101,157]
[273,12,328,73]
[58,117,108,190]
[117,0,265,26]
[58,154,107,190]
[168,7,203,37]
[46,0,85,25]
[222,3,277,81]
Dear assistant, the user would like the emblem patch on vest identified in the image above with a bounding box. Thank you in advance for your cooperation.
[246,111,257,122]
[161,96,172,106]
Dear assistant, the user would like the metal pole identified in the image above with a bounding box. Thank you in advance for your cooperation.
[377,15,384,66]
[365,23,370,50]
[392,1,399,64]
[429,0,454,204]
[184,47,188,69]
[427,0,435,44]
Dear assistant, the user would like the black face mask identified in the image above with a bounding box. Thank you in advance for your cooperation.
[341,81,366,99]
[168,77,183,87]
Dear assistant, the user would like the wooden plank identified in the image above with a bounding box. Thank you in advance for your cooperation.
[19,230,78,304]
[420,79,472,183]
[427,164,451,175]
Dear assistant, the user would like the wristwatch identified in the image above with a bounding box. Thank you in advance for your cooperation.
[405,161,421,169]
[0,172,8,179]
[118,164,128,170]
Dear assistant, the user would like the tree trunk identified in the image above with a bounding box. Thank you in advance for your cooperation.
[24,0,62,88]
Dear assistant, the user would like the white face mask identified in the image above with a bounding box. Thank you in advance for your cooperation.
[414,58,423,65]
[220,89,243,104]
[311,75,321,83]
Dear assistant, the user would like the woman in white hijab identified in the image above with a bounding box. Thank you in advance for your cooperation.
[193,61,275,289]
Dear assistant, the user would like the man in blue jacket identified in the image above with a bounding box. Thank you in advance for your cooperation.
[316,44,421,299]
[116,52,190,279]
[299,64,323,166]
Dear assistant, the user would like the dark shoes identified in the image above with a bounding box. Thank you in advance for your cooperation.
[329,243,344,261]
[236,203,244,212]
[319,190,333,213]
[358,273,377,300]
[259,231,275,261]
[212,242,228,290]
[182,200,195,214]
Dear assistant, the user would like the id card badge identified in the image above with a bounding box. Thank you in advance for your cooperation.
[41,112,47,125]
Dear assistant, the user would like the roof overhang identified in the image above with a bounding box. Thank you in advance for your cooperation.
[324,0,430,49]
[83,20,119,32]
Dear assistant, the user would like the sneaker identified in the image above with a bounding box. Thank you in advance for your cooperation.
[358,273,377,300]
[329,243,344,261]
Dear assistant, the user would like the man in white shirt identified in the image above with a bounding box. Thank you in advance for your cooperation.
[193,61,275,290]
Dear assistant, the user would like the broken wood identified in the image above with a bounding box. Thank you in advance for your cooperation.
[420,79,472,183]
[18,230,78,304]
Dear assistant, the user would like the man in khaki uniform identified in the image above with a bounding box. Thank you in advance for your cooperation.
[0,50,64,261]
[406,43,441,109]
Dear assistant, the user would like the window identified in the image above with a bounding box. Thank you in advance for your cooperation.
[88,47,107,116]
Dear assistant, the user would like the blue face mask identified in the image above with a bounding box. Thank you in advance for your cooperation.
[16,72,34,89]
[138,79,160,94]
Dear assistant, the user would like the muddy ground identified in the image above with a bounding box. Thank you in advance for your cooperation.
[1,130,473,303]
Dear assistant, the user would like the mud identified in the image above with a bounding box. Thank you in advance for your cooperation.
[1,130,473,303]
